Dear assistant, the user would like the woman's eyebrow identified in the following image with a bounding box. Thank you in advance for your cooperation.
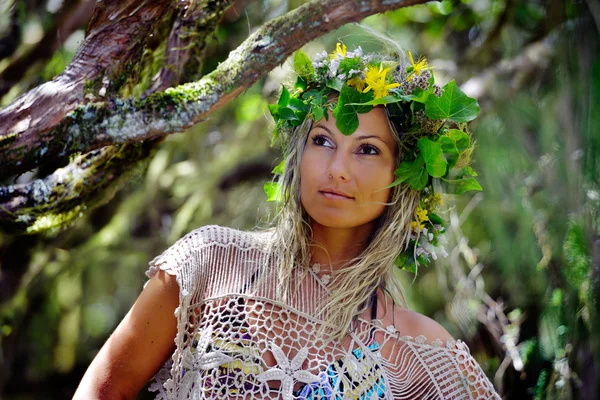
[356,134,392,149]
[313,124,334,135]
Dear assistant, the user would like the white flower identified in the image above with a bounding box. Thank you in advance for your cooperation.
[179,326,234,397]
[256,344,320,400]
[347,46,363,58]
[329,59,340,77]
[439,246,449,258]
[348,68,363,78]
[321,274,331,285]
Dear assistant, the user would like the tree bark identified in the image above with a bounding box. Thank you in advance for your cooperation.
[0,0,429,234]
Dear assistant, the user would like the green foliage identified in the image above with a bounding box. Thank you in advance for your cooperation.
[563,221,590,289]
[425,80,480,122]
[332,85,374,135]
[293,50,315,81]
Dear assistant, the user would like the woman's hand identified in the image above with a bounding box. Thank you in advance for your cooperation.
[73,269,179,400]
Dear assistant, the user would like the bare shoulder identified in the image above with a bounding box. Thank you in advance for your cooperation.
[393,307,453,343]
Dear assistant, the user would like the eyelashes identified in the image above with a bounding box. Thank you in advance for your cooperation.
[311,134,381,156]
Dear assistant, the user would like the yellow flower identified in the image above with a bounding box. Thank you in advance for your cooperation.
[416,206,429,222]
[346,76,365,92]
[432,193,444,207]
[407,51,431,79]
[362,65,400,99]
[411,221,425,231]
[330,42,347,59]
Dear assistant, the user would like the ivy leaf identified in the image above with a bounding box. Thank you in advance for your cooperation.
[272,159,285,175]
[278,107,298,121]
[395,253,417,273]
[278,85,290,107]
[333,85,374,135]
[417,138,447,177]
[424,80,480,122]
[312,106,324,122]
[428,212,444,225]
[264,182,283,202]
[399,87,430,103]
[447,129,470,151]
[293,50,315,81]
[386,153,427,189]
[437,136,459,170]
[454,177,483,194]
[460,166,478,177]
[268,103,279,118]
[407,162,429,190]
[289,97,309,113]
[347,95,400,106]
[326,78,344,92]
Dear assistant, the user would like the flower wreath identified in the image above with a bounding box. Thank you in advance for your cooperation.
[266,43,482,273]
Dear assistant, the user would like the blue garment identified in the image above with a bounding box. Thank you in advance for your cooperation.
[294,342,386,399]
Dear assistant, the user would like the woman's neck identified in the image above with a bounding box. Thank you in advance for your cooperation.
[309,220,376,272]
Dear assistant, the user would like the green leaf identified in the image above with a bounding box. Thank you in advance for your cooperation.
[277,85,290,107]
[288,97,309,113]
[437,136,459,169]
[459,166,478,177]
[424,80,480,122]
[347,95,400,106]
[400,87,430,103]
[312,106,324,122]
[268,104,279,118]
[326,78,344,92]
[447,129,470,151]
[454,177,483,194]
[394,252,416,273]
[407,163,429,190]
[264,182,283,202]
[333,85,374,135]
[272,159,285,175]
[294,76,307,92]
[293,51,315,81]
[388,154,429,190]
[428,212,444,225]
[278,107,298,121]
[417,138,447,177]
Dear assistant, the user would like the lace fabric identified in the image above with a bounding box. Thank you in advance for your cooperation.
[145,225,501,399]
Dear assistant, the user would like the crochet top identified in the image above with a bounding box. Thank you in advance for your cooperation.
[145,225,501,399]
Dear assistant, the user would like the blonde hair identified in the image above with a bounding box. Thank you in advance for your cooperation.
[271,116,420,343]
[267,33,421,343]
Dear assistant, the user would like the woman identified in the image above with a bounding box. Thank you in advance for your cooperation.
[75,41,499,399]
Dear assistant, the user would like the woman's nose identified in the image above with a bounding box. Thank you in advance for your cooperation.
[326,150,351,182]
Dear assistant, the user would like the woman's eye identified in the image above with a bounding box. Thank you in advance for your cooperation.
[312,135,331,147]
[359,144,380,155]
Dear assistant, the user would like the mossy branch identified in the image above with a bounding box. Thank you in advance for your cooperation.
[0,0,429,181]
[0,0,429,234]
[0,139,162,234]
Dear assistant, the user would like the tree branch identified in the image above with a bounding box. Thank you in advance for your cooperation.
[0,0,173,180]
[146,0,233,93]
[0,0,428,181]
[0,139,162,234]
[0,0,429,234]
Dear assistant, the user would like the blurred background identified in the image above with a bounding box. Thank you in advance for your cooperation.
[0,0,598,398]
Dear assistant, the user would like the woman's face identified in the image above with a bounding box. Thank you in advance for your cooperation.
[300,107,398,232]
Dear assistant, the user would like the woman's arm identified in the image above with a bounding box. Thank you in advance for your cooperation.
[73,269,180,400]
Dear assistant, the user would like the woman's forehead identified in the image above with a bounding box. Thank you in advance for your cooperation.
[314,108,397,150]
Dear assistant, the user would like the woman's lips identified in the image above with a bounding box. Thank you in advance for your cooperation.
[319,191,354,200]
